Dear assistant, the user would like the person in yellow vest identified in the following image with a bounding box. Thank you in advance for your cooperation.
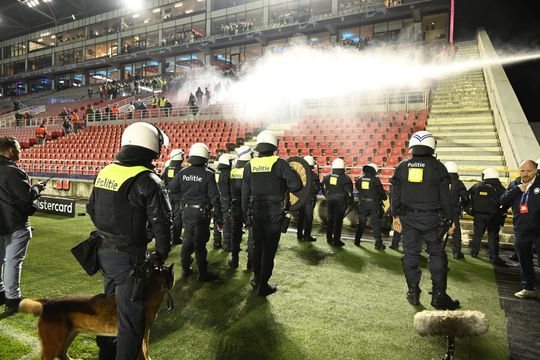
[322,158,353,246]
[242,131,302,296]
[86,122,172,360]
[229,146,253,269]
[159,96,167,116]
[214,153,234,250]
[150,95,158,109]
[162,149,185,245]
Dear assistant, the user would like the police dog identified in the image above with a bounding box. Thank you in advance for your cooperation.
[19,264,174,360]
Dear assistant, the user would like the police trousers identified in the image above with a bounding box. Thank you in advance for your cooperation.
[401,213,448,292]
[230,201,249,259]
[97,249,145,360]
[251,200,283,286]
[514,230,540,290]
[355,204,382,245]
[472,213,500,258]
[326,197,346,243]
[181,207,211,274]
[214,202,231,248]
[172,201,183,244]
[297,197,316,240]
[451,214,463,255]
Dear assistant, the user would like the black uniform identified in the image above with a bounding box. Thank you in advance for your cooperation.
[87,163,172,360]
[242,155,302,295]
[214,163,232,250]
[391,154,458,309]
[500,176,540,290]
[354,171,387,248]
[162,160,184,244]
[322,170,353,246]
[448,173,469,258]
[467,178,506,260]
[297,169,320,242]
[229,160,253,268]
[169,164,222,278]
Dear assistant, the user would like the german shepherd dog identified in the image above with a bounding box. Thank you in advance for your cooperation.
[19,264,174,360]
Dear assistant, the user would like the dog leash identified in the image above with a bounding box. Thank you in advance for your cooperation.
[159,267,174,313]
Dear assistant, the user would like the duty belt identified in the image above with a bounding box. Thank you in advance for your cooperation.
[250,194,284,202]
[405,208,439,214]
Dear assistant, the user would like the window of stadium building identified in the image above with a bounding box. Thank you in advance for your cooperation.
[122,60,161,79]
[212,0,258,11]
[85,41,118,60]
[422,13,449,41]
[3,43,26,59]
[28,55,52,71]
[121,32,159,54]
[88,67,119,84]
[211,9,263,36]
[211,44,262,71]
[269,0,331,26]
[87,19,122,39]
[13,61,26,75]
[162,21,205,46]
[28,34,56,52]
[163,0,206,21]
[55,48,84,66]
[55,28,86,45]
[27,78,52,93]
[164,53,204,74]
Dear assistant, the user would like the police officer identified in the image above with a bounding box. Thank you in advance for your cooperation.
[229,146,254,269]
[86,122,172,360]
[297,155,320,242]
[467,168,506,264]
[355,163,387,249]
[500,160,540,299]
[162,149,185,245]
[214,153,234,250]
[169,143,222,281]
[391,131,460,310]
[322,158,353,247]
[444,161,469,259]
[242,130,302,296]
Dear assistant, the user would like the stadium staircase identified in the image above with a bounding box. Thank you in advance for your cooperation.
[427,40,513,246]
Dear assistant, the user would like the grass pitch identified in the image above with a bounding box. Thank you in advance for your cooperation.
[0,208,508,360]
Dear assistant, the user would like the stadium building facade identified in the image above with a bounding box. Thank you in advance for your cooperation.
[0,0,450,95]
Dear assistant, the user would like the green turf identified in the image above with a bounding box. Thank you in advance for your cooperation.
[0,332,31,360]
[0,208,509,360]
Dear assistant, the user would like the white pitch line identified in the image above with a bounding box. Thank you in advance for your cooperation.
[0,321,40,360]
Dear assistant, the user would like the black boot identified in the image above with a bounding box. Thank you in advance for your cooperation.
[172,237,183,246]
[213,240,222,249]
[354,238,361,247]
[4,297,22,315]
[0,291,5,306]
[228,254,239,269]
[246,257,253,272]
[431,291,460,310]
[257,283,277,296]
[198,271,219,282]
[406,287,421,306]
[375,242,386,250]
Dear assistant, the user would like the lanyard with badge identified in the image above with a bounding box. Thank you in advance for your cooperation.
[520,188,530,214]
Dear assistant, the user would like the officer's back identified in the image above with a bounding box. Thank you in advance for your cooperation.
[175,164,217,205]
[355,164,387,209]
[468,173,505,216]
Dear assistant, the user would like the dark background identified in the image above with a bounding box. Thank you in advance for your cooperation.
[455,0,540,123]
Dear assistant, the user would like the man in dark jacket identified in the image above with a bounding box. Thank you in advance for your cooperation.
[0,137,45,315]
[297,155,320,242]
[322,158,353,247]
[467,168,507,264]
[86,122,172,360]
[242,130,302,296]
[500,160,540,299]
[169,143,222,282]
[355,163,387,249]
[444,161,469,259]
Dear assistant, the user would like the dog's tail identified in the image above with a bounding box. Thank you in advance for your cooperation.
[19,299,43,316]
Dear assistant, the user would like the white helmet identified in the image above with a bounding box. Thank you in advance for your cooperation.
[164,159,171,168]
[332,158,345,170]
[444,161,458,174]
[121,122,169,155]
[255,130,278,152]
[189,142,209,159]
[363,163,379,173]
[482,168,499,180]
[304,155,316,167]
[236,145,254,161]
[218,153,234,166]
[408,131,436,154]
[169,148,184,161]
[536,158,540,170]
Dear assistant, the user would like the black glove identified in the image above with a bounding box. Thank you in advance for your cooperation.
[33,183,46,193]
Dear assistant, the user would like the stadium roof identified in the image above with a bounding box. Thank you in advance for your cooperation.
[0,0,120,42]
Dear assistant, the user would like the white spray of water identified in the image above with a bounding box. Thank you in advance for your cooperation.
[173,44,540,121]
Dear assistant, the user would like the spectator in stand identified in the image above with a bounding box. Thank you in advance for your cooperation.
[71,110,79,133]
[195,87,204,105]
[14,112,23,127]
[159,96,167,116]
[164,99,173,117]
[111,105,120,121]
[127,102,135,119]
[85,105,94,122]
[94,109,102,122]
[23,112,32,126]
[60,107,68,122]
[35,122,48,145]
[62,117,73,135]
[188,92,198,117]
[151,95,158,109]
[88,87,93,100]
[205,87,211,105]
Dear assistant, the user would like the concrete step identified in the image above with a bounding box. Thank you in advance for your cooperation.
[428,115,493,124]
[432,96,489,102]
[437,133,498,140]
[431,108,492,114]
[436,147,501,154]
[431,102,491,108]
[436,159,506,166]
[427,124,495,131]
[437,154,504,161]
[436,138,499,145]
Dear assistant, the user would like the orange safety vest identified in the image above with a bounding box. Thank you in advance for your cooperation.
[36,127,45,138]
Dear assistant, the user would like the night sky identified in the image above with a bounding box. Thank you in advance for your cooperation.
[454,0,540,122]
